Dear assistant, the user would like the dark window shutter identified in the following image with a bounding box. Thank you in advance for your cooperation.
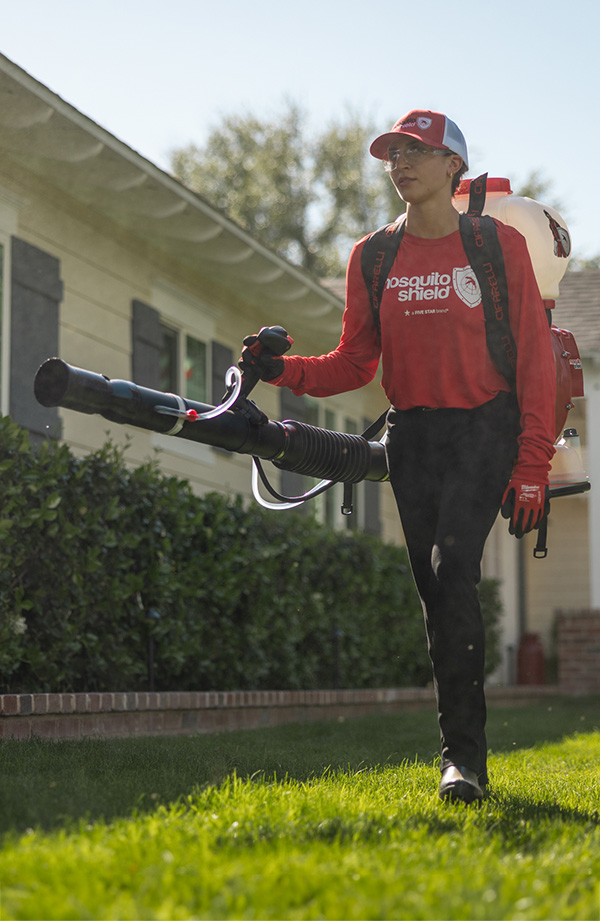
[10,237,63,440]
[280,389,308,507]
[131,300,161,389]
[362,415,382,536]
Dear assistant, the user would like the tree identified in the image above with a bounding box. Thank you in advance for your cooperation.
[170,101,402,278]
[514,169,564,210]
[172,115,600,278]
[569,254,600,270]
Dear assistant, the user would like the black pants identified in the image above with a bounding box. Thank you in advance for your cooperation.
[386,392,521,782]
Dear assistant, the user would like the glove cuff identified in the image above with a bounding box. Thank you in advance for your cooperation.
[509,464,549,487]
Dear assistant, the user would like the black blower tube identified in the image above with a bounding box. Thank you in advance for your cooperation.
[33,359,390,484]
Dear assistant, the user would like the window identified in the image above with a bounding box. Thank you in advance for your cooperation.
[157,323,208,403]
[184,334,207,403]
[147,280,217,407]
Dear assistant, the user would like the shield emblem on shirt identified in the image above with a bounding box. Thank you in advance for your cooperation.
[453,266,481,308]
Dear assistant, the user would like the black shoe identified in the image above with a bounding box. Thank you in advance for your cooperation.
[439,765,483,804]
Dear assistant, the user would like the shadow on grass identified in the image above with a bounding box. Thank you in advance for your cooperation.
[408,792,600,849]
[0,695,598,837]
[485,791,600,831]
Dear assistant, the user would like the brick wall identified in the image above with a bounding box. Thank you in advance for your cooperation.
[557,609,600,693]
[0,686,559,741]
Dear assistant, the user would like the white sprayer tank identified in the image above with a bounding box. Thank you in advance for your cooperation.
[453,177,571,301]
[454,177,588,492]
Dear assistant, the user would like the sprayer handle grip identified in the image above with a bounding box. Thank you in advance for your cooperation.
[238,326,293,398]
[256,326,294,356]
[244,326,293,358]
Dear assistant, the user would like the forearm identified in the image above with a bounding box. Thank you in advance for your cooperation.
[271,349,378,397]
[269,239,381,397]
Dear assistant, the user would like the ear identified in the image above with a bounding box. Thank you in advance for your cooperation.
[447,154,463,177]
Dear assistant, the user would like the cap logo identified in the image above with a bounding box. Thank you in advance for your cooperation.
[417,117,432,130]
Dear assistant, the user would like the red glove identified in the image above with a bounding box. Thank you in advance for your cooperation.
[239,337,285,381]
[501,475,550,539]
[238,327,293,382]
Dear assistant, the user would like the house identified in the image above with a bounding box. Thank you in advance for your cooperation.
[0,52,596,684]
[0,52,399,544]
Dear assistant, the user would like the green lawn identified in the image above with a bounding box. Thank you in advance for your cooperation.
[1,697,599,920]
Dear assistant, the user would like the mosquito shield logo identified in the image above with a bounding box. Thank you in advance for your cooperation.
[544,210,571,258]
[453,266,481,308]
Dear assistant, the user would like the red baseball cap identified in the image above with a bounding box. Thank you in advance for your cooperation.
[370,109,469,168]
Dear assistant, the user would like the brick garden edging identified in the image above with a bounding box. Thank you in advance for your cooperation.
[0,685,559,741]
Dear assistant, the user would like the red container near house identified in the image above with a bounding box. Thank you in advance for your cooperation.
[517,632,546,685]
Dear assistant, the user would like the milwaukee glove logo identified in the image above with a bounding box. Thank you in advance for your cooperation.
[517,484,543,504]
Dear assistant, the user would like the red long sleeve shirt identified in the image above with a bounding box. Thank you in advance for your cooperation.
[271,221,556,479]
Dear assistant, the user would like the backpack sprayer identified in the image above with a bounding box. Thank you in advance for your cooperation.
[33,317,588,516]
[33,327,388,514]
[453,177,590,497]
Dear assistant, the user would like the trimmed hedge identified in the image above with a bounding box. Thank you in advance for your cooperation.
[0,417,502,693]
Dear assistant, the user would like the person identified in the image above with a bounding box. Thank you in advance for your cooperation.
[240,109,556,804]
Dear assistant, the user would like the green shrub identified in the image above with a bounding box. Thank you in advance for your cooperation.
[0,417,502,693]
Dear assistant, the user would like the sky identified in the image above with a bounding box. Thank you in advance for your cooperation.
[2,0,599,259]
